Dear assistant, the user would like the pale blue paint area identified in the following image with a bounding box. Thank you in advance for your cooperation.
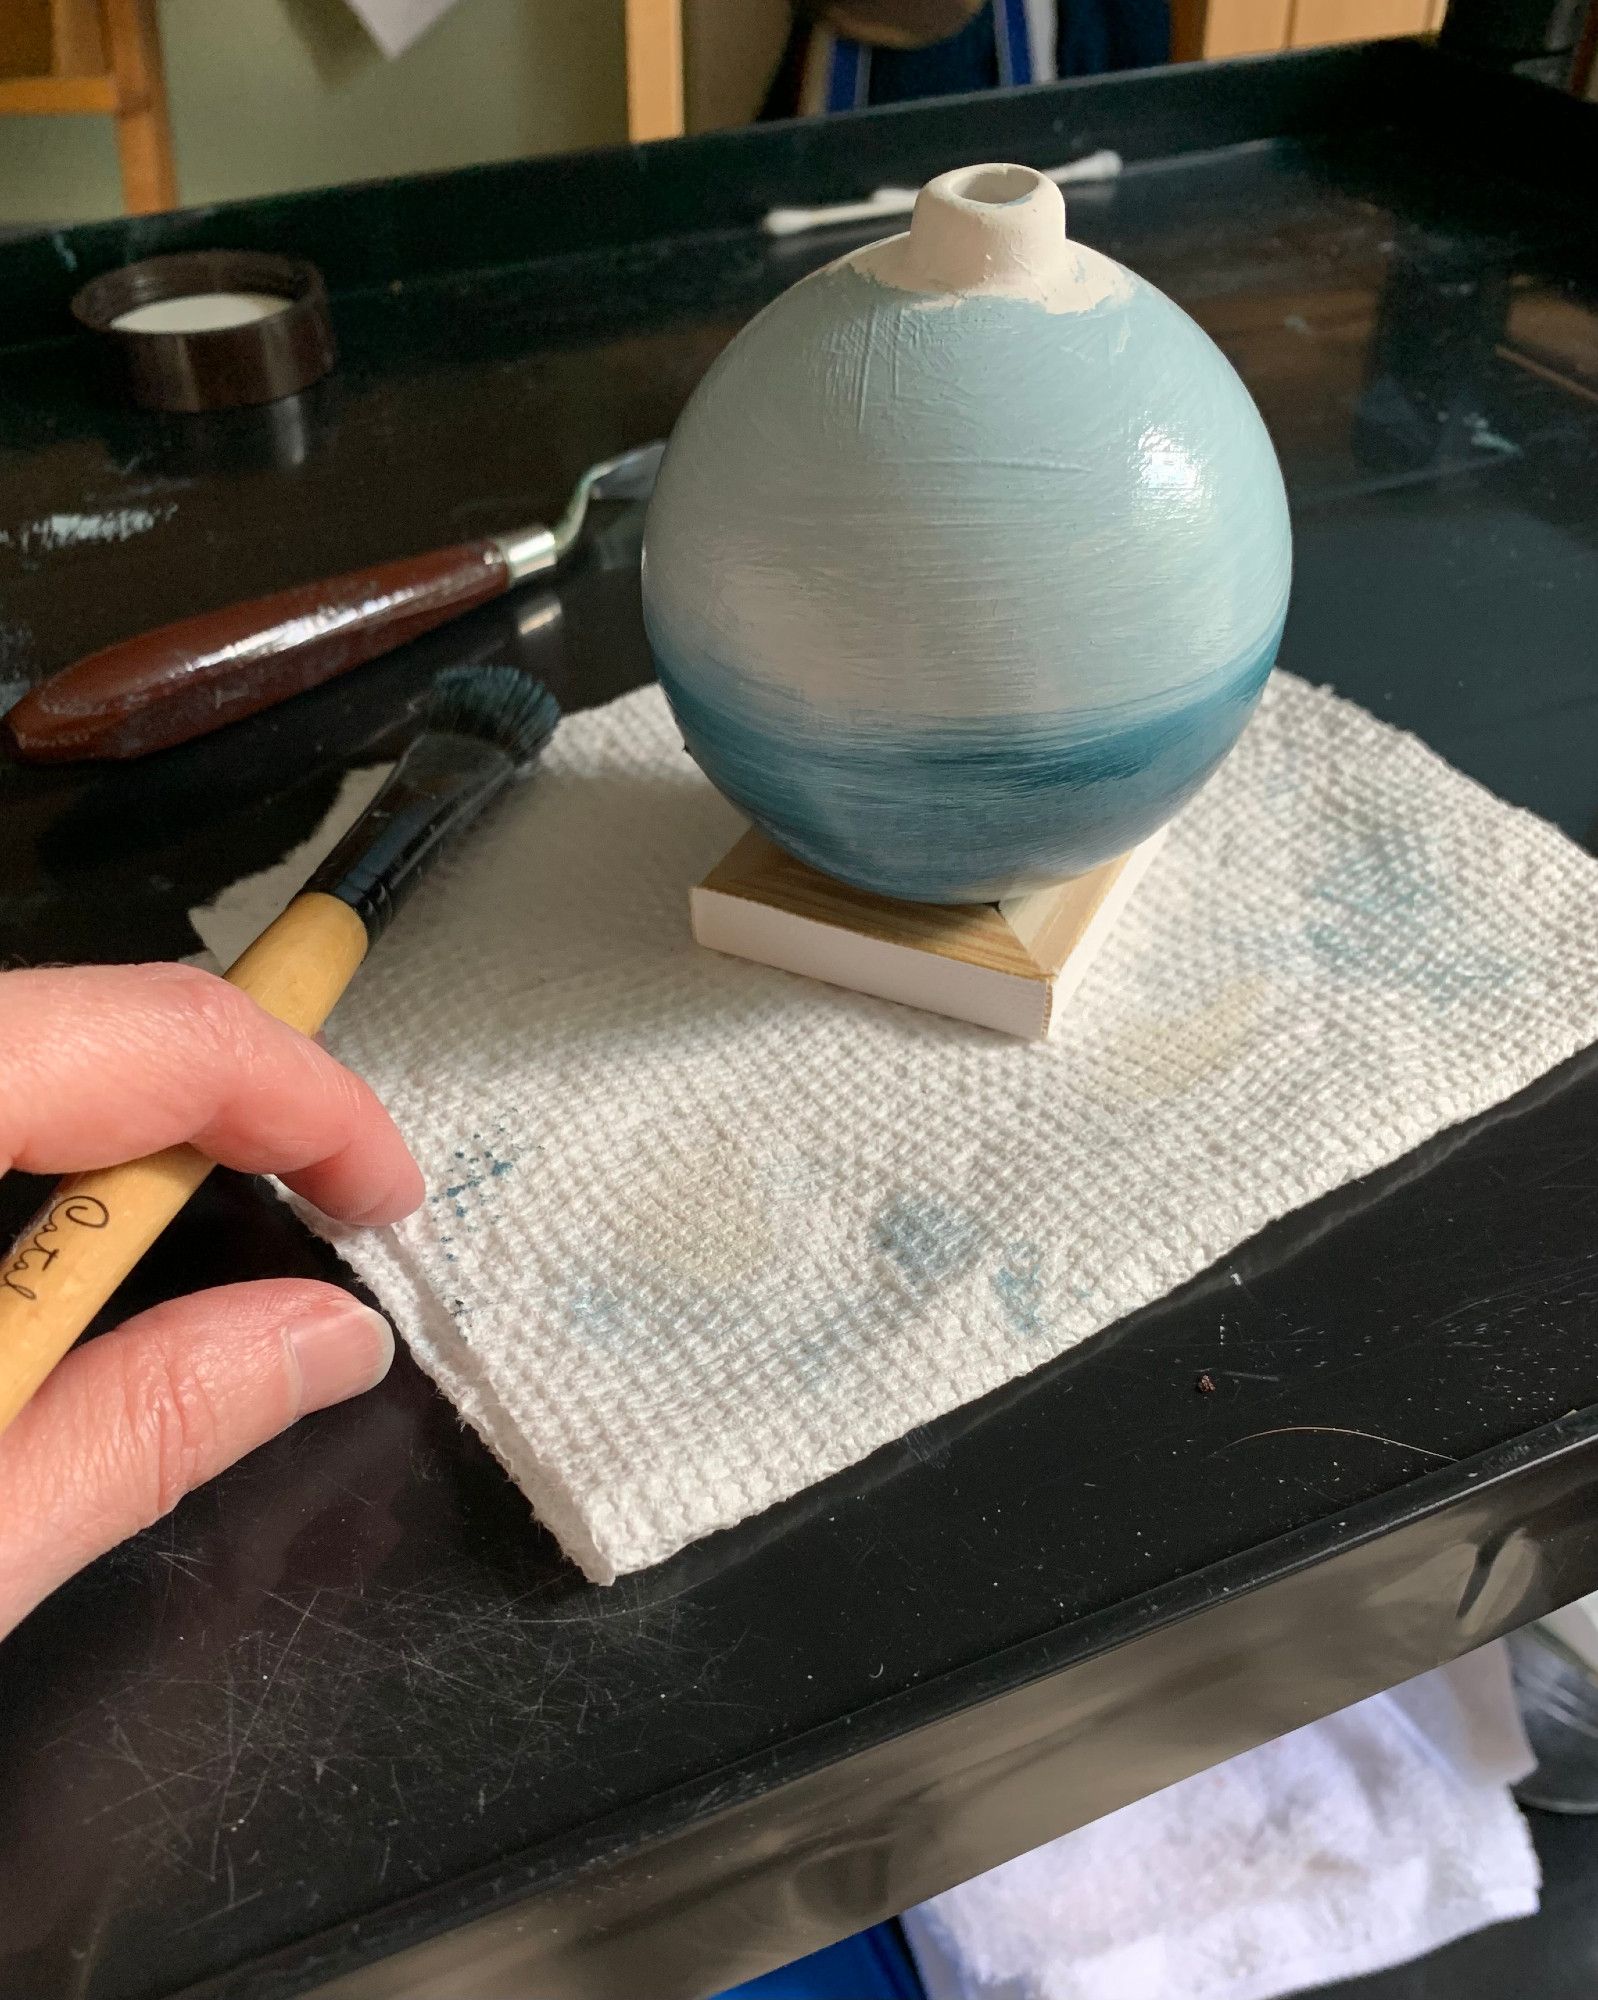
[991,1240,1048,1339]
[562,1277,636,1352]
[1299,821,1519,1009]
[644,253,1292,902]
[1214,812,1522,1012]
[872,1191,984,1291]
[784,1295,879,1397]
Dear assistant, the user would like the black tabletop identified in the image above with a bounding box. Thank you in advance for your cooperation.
[1,41,1597,2000]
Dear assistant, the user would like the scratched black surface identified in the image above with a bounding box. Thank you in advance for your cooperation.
[1,43,1597,2000]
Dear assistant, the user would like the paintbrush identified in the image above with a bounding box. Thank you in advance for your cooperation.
[0,662,559,1435]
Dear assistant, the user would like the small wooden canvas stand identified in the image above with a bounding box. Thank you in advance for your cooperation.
[691,828,1166,1040]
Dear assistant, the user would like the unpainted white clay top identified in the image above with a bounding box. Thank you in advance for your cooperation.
[855,162,1132,315]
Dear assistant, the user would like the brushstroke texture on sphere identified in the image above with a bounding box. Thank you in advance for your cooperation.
[644,165,1292,903]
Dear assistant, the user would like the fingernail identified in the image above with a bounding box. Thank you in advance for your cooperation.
[348,1165,426,1228]
[288,1301,395,1415]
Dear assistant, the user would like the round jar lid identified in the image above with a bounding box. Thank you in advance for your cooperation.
[70,249,336,413]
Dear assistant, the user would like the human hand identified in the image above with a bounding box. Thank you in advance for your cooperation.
[0,962,423,1637]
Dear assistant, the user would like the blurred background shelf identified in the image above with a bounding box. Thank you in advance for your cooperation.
[0,0,1591,228]
[3,0,1584,229]
[1173,0,1445,57]
[0,0,174,213]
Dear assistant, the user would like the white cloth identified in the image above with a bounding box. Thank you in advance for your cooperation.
[903,1644,1541,2000]
[1542,1592,1598,1674]
[292,672,1598,1580]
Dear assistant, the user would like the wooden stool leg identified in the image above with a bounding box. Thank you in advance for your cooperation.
[101,0,176,214]
[625,0,685,141]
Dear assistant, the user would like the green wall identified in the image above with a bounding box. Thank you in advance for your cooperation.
[0,0,627,226]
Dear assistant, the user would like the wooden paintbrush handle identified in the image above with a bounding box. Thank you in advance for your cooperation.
[3,541,510,763]
[225,891,370,1027]
[0,894,370,1435]
[0,1151,217,1434]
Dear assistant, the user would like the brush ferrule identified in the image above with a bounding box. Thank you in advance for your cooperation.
[307,734,513,943]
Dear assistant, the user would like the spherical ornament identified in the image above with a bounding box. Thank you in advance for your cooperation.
[643,163,1291,904]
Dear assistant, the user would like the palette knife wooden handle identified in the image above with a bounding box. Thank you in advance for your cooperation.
[3,540,517,763]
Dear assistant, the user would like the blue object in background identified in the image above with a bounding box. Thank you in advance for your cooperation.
[714,1920,926,2000]
[763,0,1170,119]
[1057,0,1171,76]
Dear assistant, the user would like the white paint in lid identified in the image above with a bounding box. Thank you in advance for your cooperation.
[110,291,289,335]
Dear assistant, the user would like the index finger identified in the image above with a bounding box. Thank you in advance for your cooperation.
[0,964,424,1226]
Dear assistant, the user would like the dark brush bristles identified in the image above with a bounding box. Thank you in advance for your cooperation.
[306,667,561,942]
[427,663,561,773]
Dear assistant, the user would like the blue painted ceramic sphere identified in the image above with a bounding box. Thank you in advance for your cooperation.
[643,163,1292,904]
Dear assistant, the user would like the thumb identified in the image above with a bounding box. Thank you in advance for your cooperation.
[0,1279,393,1636]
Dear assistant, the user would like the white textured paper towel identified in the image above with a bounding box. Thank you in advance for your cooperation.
[298,673,1598,1580]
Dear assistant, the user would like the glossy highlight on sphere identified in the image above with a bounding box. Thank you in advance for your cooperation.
[643,164,1292,903]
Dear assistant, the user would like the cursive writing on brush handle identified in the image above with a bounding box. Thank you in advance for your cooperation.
[1,1195,111,1301]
